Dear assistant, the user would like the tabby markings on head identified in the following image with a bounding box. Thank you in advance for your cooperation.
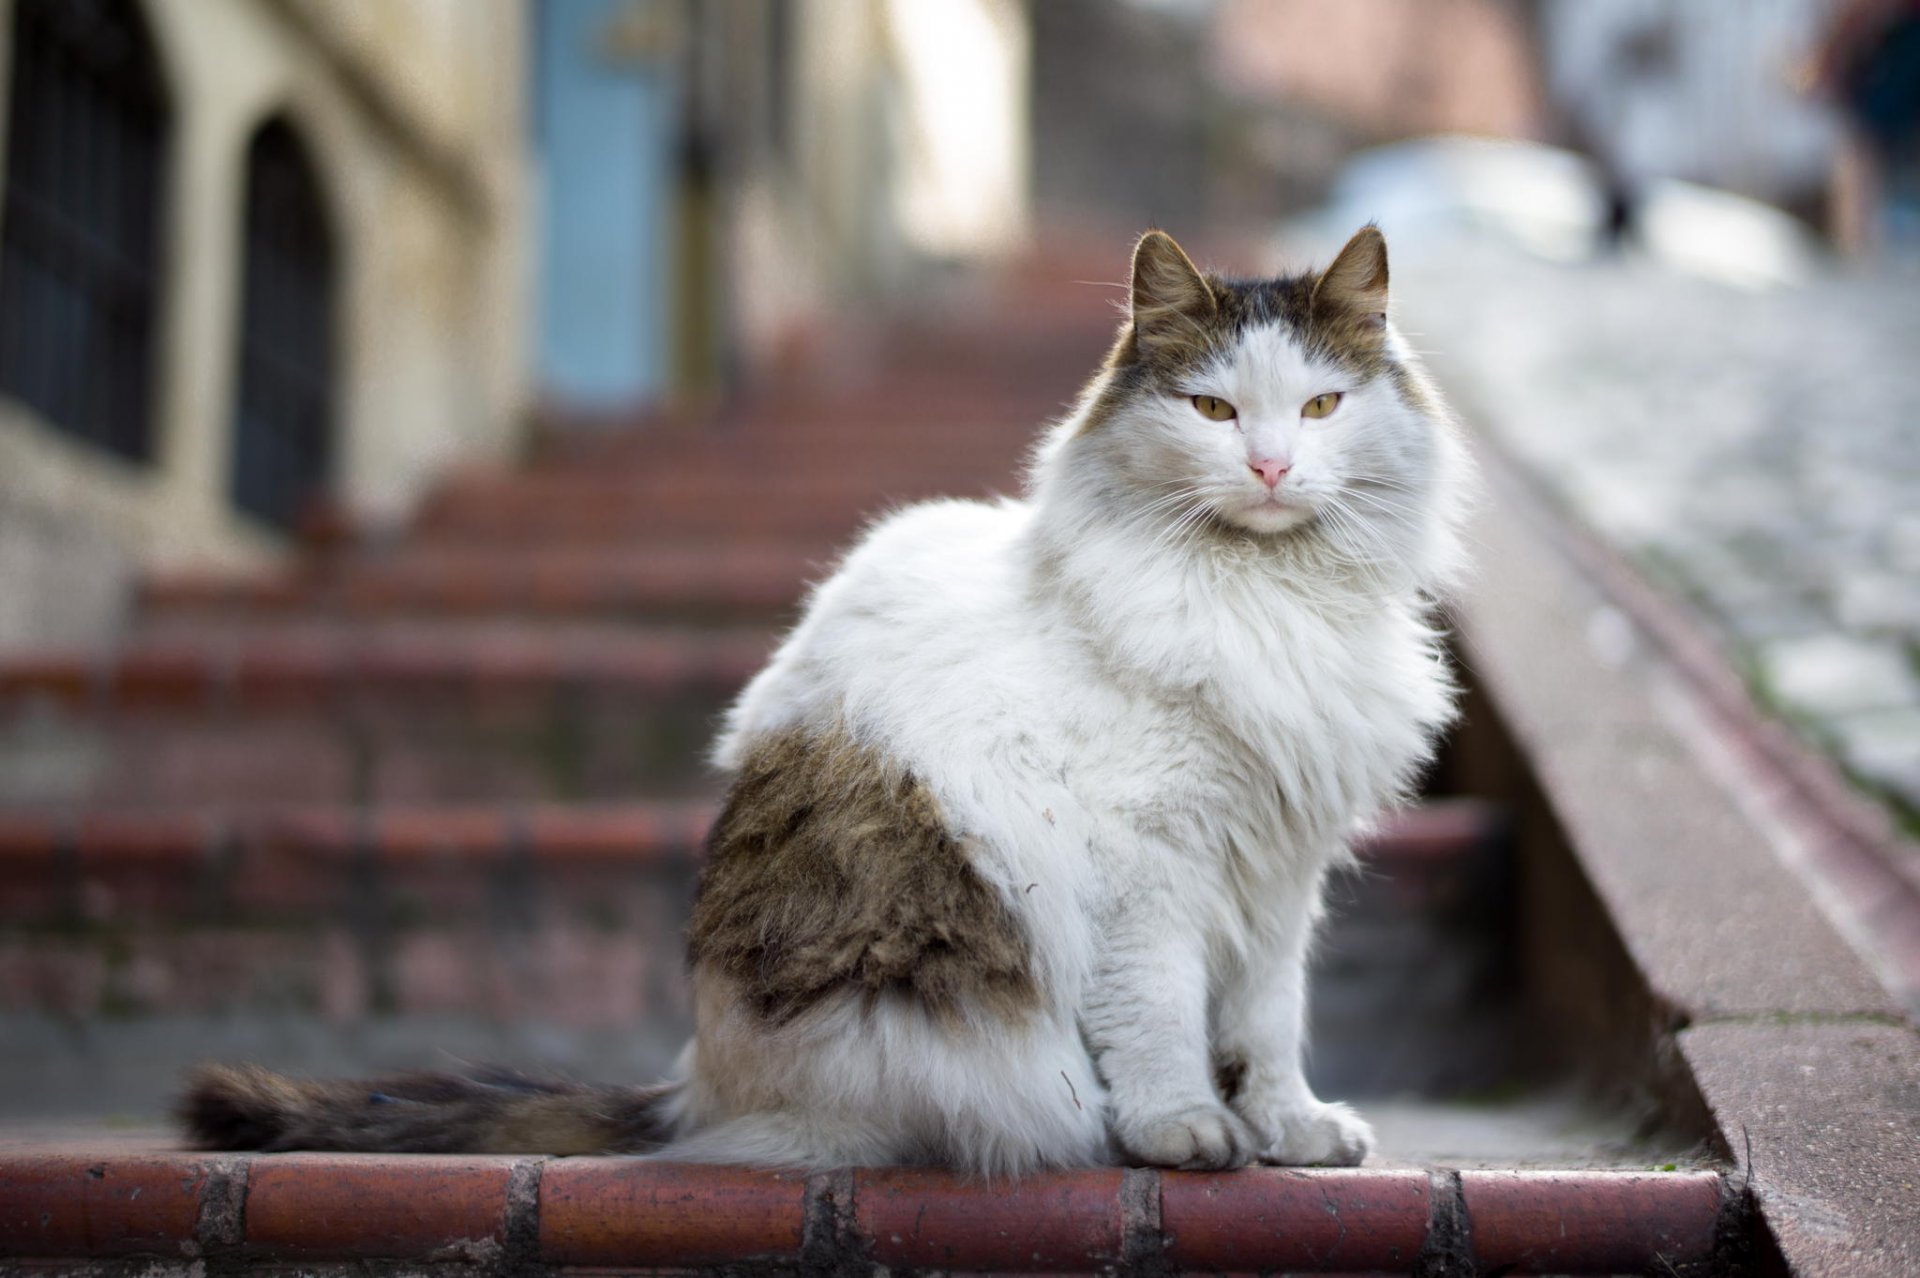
[1081,226,1398,434]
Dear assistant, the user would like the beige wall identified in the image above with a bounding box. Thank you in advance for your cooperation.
[0,0,530,648]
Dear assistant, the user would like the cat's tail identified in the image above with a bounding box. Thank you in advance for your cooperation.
[176,1063,677,1155]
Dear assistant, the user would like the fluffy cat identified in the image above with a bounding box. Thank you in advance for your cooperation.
[181,226,1468,1175]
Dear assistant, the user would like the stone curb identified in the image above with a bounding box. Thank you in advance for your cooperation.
[1457,441,1920,1274]
[0,1153,1731,1274]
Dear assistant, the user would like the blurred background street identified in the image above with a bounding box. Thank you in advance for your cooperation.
[1,0,1918,1162]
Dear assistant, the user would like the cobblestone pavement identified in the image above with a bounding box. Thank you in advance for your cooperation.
[1394,236,1920,830]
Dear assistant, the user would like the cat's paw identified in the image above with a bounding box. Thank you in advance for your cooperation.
[1245,1099,1374,1167]
[1114,1103,1257,1170]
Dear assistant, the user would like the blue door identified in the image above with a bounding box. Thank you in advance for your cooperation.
[534,0,680,412]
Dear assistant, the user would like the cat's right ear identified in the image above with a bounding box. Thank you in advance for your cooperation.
[1130,230,1215,358]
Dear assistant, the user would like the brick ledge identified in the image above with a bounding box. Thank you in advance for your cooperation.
[0,1151,1734,1274]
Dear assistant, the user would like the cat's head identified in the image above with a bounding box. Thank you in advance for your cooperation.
[1042,226,1464,589]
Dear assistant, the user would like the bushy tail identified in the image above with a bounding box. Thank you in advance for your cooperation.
[177,1064,676,1155]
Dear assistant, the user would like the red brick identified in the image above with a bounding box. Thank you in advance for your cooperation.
[539,1161,805,1266]
[854,1167,1128,1271]
[73,813,209,862]
[1160,1168,1430,1272]
[0,817,61,919]
[524,803,711,863]
[1462,1170,1723,1273]
[0,817,60,859]
[370,809,506,909]
[230,812,357,913]
[374,808,511,860]
[72,814,213,919]
[0,655,95,706]
[245,1155,514,1260]
[231,642,345,708]
[0,1153,206,1257]
[107,649,218,709]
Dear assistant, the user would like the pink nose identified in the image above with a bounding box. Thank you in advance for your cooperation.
[1249,457,1291,488]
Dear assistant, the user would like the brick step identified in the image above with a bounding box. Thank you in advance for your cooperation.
[0,801,1512,1102]
[412,476,1008,542]
[410,500,873,545]
[119,615,777,648]
[424,466,1017,512]
[0,635,768,807]
[0,1148,1735,1276]
[0,798,1490,924]
[514,357,1092,468]
[141,544,826,624]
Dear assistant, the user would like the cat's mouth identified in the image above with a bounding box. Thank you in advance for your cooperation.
[1221,490,1316,535]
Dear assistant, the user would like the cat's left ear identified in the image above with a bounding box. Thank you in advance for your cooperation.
[1312,225,1389,330]
[1130,230,1216,357]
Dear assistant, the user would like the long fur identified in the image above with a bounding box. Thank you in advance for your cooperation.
[179,228,1468,1175]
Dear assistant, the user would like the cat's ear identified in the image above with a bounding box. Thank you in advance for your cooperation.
[1130,230,1216,356]
[1313,225,1389,330]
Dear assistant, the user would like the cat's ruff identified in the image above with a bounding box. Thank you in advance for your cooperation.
[181,227,1468,1176]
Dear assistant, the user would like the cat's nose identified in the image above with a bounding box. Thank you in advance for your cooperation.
[1248,457,1291,488]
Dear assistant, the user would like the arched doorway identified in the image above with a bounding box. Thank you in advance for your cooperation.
[230,118,336,529]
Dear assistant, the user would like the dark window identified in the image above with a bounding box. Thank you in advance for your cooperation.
[0,0,169,461]
[230,119,334,529]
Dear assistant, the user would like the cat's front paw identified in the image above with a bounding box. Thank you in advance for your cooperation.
[1244,1099,1374,1167]
[1114,1103,1257,1170]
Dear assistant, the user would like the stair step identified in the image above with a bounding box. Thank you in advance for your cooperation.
[142,545,832,622]
[0,800,1495,925]
[0,635,769,807]
[0,1144,1733,1275]
[0,801,1503,1064]
[414,477,1009,542]
[0,633,771,709]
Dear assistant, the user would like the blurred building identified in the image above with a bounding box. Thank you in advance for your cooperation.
[0,0,1031,650]
[0,0,532,647]
[538,0,1029,413]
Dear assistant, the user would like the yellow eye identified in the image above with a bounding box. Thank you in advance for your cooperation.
[1191,394,1237,422]
[1302,392,1343,419]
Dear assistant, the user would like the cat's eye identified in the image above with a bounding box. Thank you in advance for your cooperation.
[1191,394,1237,422]
[1302,392,1344,419]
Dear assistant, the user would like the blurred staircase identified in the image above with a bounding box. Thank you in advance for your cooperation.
[0,256,1120,1091]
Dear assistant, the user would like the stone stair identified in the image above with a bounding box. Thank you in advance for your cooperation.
[0,250,1759,1273]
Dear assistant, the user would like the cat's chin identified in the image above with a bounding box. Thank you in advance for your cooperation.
[1217,497,1316,537]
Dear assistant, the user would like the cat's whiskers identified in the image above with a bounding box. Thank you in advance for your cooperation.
[1345,471,1422,496]
[1335,487,1417,524]
[1313,497,1400,570]
[1145,499,1215,559]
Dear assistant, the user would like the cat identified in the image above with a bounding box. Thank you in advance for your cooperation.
[180,225,1468,1175]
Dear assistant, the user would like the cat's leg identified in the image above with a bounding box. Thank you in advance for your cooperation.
[1081,897,1259,1170]
[1213,871,1373,1166]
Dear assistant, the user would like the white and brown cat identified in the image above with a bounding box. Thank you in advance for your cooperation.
[182,226,1468,1174]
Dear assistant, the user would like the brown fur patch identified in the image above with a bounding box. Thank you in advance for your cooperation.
[177,1063,673,1154]
[1077,226,1399,435]
[689,725,1040,1026]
